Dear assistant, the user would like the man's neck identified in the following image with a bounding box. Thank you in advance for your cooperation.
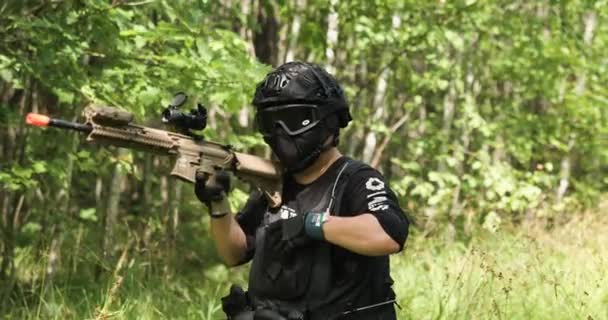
[292,147,343,185]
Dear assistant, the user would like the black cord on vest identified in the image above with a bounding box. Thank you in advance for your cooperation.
[324,161,350,214]
[340,299,398,316]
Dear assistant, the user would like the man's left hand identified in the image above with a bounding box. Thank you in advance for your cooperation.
[279,212,329,252]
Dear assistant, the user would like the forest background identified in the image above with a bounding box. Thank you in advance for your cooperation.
[1,0,607,319]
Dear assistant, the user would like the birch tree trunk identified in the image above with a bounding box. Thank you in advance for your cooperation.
[239,0,256,58]
[325,0,339,73]
[361,68,388,163]
[284,0,305,63]
[165,178,182,275]
[137,154,153,251]
[94,173,105,279]
[556,11,596,204]
[361,15,401,164]
[238,0,257,128]
[438,84,456,172]
[102,149,128,262]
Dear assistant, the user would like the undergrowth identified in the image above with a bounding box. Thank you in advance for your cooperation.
[4,215,608,320]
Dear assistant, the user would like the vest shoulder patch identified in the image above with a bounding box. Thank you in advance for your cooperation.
[365,177,385,191]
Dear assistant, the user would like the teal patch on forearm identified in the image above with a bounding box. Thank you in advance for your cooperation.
[305,212,328,240]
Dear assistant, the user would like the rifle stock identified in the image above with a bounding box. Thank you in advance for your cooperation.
[27,105,283,207]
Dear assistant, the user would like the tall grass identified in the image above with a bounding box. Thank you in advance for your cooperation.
[5,216,607,319]
[393,215,608,319]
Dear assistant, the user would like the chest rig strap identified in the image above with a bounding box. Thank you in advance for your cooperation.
[304,158,367,316]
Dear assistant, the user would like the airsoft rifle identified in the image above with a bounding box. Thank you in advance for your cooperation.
[25,92,282,207]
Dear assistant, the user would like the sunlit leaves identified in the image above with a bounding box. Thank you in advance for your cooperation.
[0,161,47,191]
[79,207,98,222]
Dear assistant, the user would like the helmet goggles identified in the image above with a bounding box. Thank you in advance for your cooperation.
[255,104,323,137]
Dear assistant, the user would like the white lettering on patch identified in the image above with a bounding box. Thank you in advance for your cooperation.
[366,191,387,198]
[368,196,389,212]
[279,206,297,219]
[365,177,385,191]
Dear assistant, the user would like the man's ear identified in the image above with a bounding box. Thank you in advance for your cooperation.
[330,131,340,147]
[319,133,339,148]
[323,114,341,147]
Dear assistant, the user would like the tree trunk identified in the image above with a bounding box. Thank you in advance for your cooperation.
[556,138,575,204]
[239,0,257,57]
[284,0,305,63]
[94,171,105,277]
[0,83,15,285]
[237,0,257,128]
[253,1,279,66]
[361,68,388,163]
[438,84,457,172]
[360,15,401,164]
[45,118,78,291]
[164,177,182,276]
[325,0,339,73]
[0,81,27,306]
[370,110,411,168]
[102,149,128,262]
[137,153,153,251]
[555,11,595,204]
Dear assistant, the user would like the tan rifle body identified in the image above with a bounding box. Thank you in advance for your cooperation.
[80,106,282,207]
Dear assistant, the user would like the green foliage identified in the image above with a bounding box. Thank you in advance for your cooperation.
[0,162,47,191]
[320,0,608,232]
[0,0,607,318]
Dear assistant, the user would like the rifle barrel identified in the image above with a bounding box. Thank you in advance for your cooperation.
[26,113,92,133]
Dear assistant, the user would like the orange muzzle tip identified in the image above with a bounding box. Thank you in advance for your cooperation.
[26,113,51,127]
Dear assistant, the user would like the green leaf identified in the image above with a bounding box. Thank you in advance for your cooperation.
[22,222,42,233]
[79,208,97,222]
[0,68,13,82]
[32,162,47,174]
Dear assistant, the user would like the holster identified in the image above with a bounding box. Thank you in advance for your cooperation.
[223,285,305,320]
[223,285,252,319]
[230,308,304,320]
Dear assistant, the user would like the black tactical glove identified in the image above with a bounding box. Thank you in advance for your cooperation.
[194,170,230,215]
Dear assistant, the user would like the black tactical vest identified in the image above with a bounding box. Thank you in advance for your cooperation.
[247,159,365,319]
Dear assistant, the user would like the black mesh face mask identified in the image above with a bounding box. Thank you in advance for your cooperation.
[263,117,333,173]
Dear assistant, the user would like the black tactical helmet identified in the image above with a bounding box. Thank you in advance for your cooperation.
[252,62,351,129]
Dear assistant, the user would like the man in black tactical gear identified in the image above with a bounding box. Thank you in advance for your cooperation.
[195,62,409,320]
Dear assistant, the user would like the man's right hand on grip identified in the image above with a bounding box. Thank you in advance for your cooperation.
[195,170,231,217]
